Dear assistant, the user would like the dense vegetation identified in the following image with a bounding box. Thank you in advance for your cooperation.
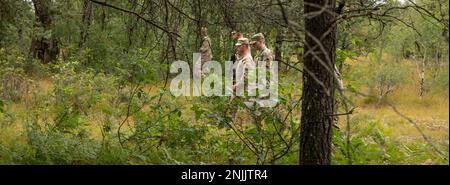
[0,0,448,165]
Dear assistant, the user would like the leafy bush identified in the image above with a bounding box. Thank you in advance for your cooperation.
[0,51,31,102]
[346,54,410,103]
[52,60,118,130]
[24,120,98,164]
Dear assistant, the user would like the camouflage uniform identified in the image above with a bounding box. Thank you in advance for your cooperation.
[254,46,273,67]
[235,53,257,95]
[199,36,213,63]
[251,33,276,108]
[233,38,257,97]
[198,36,212,76]
[233,38,258,110]
[251,33,273,67]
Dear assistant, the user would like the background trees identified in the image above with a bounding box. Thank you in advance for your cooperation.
[0,0,448,165]
[30,0,59,64]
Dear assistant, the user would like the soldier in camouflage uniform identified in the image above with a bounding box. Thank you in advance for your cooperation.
[228,38,257,126]
[226,32,245,127]
[230,31,244,63]
[198,27,213,76]
[250,33,277,108]
[250,33,273,67]
[233,38,256,95]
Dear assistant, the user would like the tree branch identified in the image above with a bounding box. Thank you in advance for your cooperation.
[89,0,180,38]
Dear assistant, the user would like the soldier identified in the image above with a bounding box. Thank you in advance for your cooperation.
[250,33,273,67]
[233,38,254,90]
[230,31,244,62]
[226,32,245,126]
[198,27,213,76]
[233,38,257,107]
[199,27,213,63]
[234,38,266,131]
[231,31,244,40]
[228,31,244,90]
[250,33,276,109]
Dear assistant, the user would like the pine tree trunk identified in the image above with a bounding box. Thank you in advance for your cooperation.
[300,0,337,165]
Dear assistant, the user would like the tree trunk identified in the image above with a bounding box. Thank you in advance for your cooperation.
[30,0,58,64]
[274,29,284,70]
[100,3,107,31]
[78,0,93,49]
[300,0,337,165]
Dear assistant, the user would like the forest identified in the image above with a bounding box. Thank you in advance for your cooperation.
[0,0,448,165]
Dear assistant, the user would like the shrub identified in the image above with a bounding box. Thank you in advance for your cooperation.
[346,54,410,103]
[52,60,118,123]
[23,119,99,164]
[0,68,30,102]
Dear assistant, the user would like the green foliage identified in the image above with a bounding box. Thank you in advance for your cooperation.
[24,121,97,164]
[52,60,118,116]
[347,53,411,102]
[429,67,449,96]
[336,48,356,69]
[371,61,408,98]
[188,78,301,164]
[332,114,448,165]
[0,55,29,102]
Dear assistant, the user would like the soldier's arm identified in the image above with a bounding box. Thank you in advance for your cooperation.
[199,38,210,52]
[262,51,273,66]
[199,41,208,52]
[266,52,273,62]
[234,59,252,89]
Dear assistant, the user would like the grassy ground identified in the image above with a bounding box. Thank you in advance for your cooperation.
[0,57,448,165]
[335,86,449,164]
[332,57,449,164]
